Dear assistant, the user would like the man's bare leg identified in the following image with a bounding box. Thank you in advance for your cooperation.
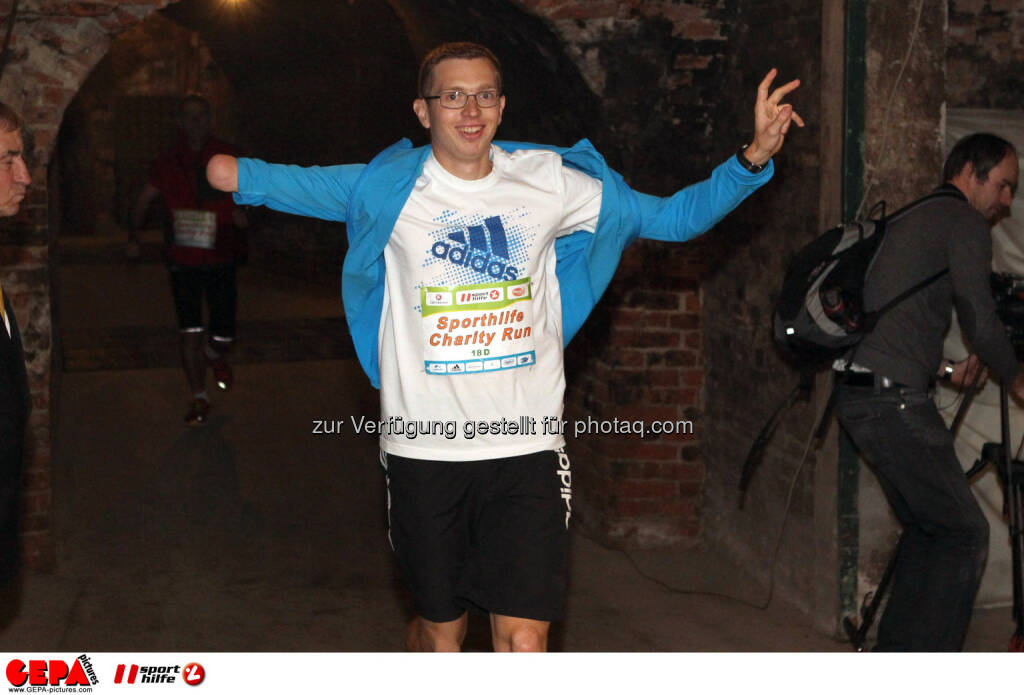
[406,614,468,652]
[180,328,210,424]
[490,614,550,652]
[181,328,206,395]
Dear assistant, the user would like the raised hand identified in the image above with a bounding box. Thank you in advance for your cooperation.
[745,68,804,166]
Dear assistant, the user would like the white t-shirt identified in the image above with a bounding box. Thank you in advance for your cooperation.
[378,146,603,460]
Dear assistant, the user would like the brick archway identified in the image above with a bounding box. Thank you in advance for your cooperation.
[0,0,179,569]
[3,0,738,574]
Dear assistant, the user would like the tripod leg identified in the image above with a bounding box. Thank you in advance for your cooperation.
[844,534,902,651]
[949,367,986,437]
[998,387,1024,651]
[1008,462,1023,649]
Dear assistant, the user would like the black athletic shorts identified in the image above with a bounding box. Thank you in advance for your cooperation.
[381,448,572,623]
[168,264,237,340]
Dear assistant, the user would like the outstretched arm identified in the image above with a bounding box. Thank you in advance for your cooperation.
[743,68,804,166]
[207,154,238,193]
[636,159,770,242]
[206,154,365,223]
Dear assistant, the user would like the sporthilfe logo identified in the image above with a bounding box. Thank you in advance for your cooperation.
[113,661,205,686]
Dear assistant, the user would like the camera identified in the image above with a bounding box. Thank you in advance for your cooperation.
[991,273,1024,360]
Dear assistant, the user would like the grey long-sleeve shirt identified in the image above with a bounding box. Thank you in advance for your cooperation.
[855,185,1018,390]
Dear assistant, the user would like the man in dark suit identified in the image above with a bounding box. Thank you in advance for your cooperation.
[0,101,32,588]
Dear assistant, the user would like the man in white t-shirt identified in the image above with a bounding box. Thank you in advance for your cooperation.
[207,42,802,651]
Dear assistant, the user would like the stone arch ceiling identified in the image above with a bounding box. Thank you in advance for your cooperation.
[0,1,179,165]
[0,0,601,167]
[157,0,598,164]
[1,0,732,184]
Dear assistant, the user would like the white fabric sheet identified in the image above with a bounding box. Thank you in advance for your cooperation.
[937,108,1024,605]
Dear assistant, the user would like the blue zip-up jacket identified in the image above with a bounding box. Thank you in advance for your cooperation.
[234,138,773,388]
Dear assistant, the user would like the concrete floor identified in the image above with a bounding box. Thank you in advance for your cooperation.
[0,237,1017,652]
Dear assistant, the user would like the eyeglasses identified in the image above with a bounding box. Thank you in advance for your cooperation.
[423,90,501,109]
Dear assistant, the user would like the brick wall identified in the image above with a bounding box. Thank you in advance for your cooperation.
[948,0,1024,108]
[0,0,176,570]
[698,0,826,611]
[565,241,709,545]
[517,0,731,189]
[56,12,236,236]
[511,0,734,547]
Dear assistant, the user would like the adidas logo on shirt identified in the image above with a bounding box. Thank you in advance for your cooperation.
[430,215,522,281]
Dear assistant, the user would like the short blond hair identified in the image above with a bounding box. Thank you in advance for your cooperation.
[418,42,502,98]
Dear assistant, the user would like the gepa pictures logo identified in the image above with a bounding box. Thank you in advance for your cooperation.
[6,654,99,689]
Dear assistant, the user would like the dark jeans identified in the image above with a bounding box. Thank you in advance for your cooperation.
[836,383,989,651]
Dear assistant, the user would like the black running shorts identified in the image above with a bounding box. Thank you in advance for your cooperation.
[381,448,572,623]
[168,264,237,339]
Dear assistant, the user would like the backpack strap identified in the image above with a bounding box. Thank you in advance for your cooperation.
[872,268,949,317]
[884,186,965,222]
[863,186,964,326]
[827,267,945,395]
[810,192,958,445]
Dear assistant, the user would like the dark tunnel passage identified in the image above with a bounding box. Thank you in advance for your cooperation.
[55,0,604,237]
[36,0,851,654]
[42,3,794,652]
[6,0,1020,657]
[40,0,620,652]
[160,0,603,164]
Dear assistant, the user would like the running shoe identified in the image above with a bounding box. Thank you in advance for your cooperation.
[208,355,233,391]
[185,397,210,425]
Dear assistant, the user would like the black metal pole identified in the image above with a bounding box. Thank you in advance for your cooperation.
[950,367,985,437]
[843,534,901,651]
[1003,385,1024,649]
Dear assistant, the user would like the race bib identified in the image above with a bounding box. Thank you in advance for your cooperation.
[421,278,536,375]
[172,209,217,249]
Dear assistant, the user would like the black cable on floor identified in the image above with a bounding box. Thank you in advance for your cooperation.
[573,373,828,613]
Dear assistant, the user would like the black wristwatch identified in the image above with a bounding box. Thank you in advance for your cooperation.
[940,360,955,382]
[736,144,767,174]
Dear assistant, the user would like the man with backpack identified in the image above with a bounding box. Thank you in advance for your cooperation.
[835,133,1024,651]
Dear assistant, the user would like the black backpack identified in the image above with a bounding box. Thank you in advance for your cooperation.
[740,189,963,495]
[772,189,962,365]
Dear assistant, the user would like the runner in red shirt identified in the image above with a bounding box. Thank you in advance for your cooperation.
[132,95,248,424]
